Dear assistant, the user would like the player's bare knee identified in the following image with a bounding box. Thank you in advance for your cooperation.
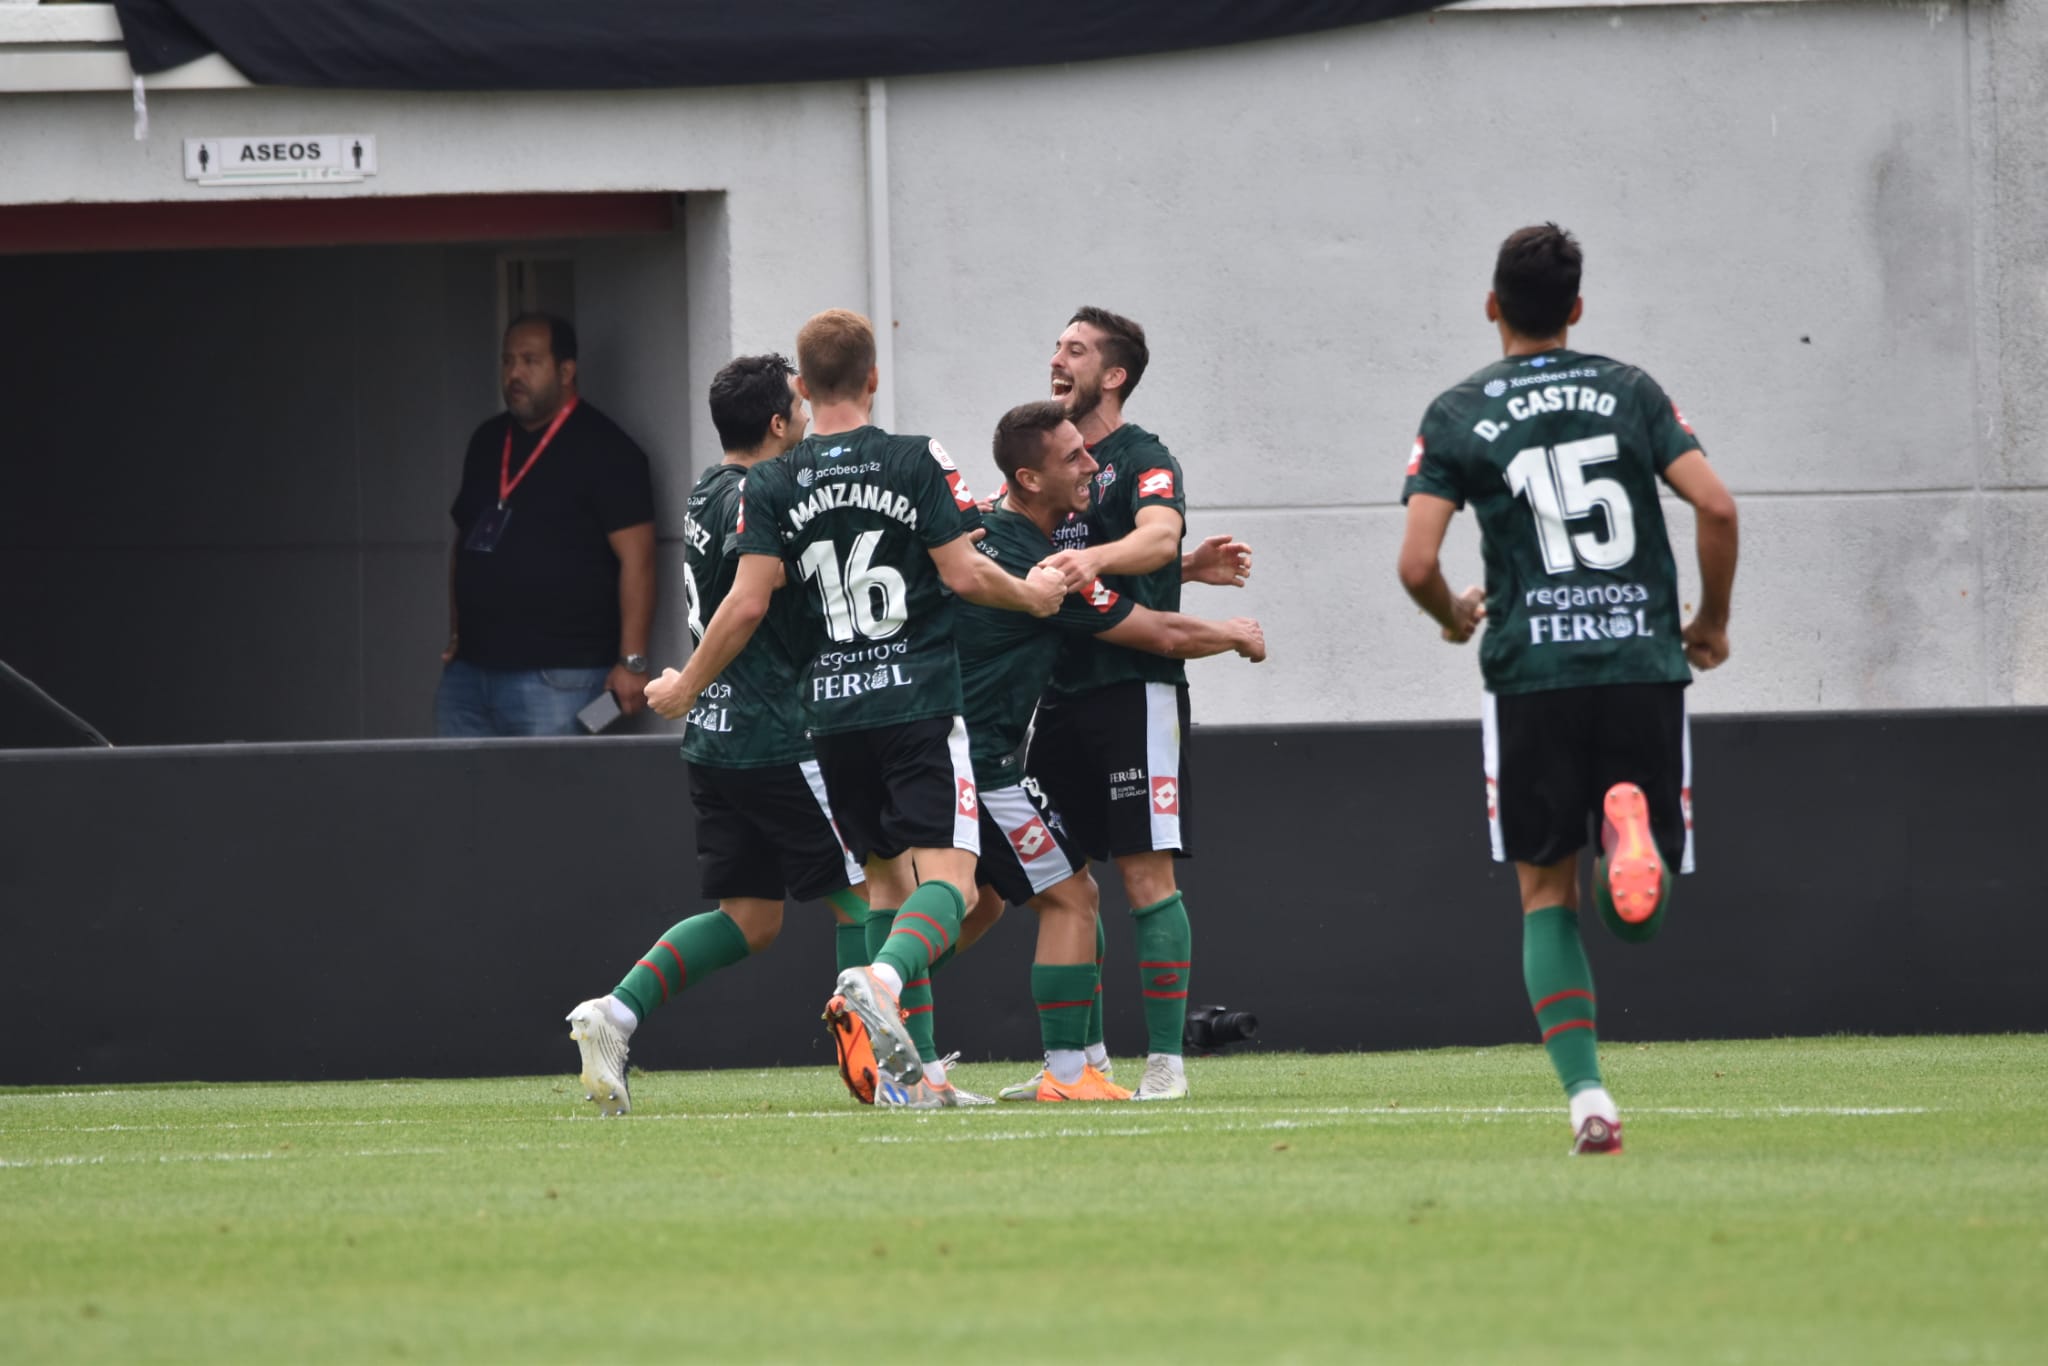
[1117,852,1177,909]
[721,897,785,952]
[961,885,1006,946]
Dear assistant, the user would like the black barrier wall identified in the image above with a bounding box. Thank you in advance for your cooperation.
[1,712,2042,1086]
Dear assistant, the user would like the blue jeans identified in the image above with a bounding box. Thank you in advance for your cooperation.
[434,661,611,738]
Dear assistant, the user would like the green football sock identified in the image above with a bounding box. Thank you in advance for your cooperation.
[1594,855,1672,944]
[875,881,966,985]
[1033,962,1097,1054]
[611,910,751,1022]
[1132,892,1192,1056]
[863,905,894,960]
[1086,914,1107,1049]
[833,921,869,973]
[1523,905,1602,1097]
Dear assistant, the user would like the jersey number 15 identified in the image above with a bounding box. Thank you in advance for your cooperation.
[1503,435,1637,573]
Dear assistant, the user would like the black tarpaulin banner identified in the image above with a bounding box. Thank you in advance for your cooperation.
[111,0,1437,89]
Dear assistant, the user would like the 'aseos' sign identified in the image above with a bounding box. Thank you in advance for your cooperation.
[182,135,379,185]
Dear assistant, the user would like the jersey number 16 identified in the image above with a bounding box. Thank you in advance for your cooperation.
[799,531,909,643]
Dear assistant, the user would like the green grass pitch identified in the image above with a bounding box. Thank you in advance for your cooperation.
[3,1035,2044,1364]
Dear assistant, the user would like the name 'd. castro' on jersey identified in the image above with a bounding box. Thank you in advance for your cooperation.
[1404,349,1697,694]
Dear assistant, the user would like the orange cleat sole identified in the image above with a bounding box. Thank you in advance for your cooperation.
[1601,782,1664,925]
[825,1000,879,1105]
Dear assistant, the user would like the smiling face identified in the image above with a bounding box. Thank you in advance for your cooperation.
[1050,321,1121,422]
[1024,419,1098,514]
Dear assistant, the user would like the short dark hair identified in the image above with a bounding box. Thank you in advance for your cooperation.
[1492,224,1582,338]
[992,400,1072,482]
[1069,306,1148,399]
[709,353,798,453]
[506,312,578,365]
[796,309,876,403]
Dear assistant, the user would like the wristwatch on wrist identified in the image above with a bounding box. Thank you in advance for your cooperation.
[621,653,651,675]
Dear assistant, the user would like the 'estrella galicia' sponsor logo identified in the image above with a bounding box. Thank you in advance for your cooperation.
[1483,378,1508,398]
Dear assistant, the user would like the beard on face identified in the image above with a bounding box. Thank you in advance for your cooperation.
[1059,373,1102,423]
[506,374,562,425]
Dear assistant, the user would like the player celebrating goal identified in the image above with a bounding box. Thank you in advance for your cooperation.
[648,309,1065,1105]
[1027,307,1210,1102]
[957,401,1263,1100]
[1398,224,1738,1154]
[563,354,869,1116]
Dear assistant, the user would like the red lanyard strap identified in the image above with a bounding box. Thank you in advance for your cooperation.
[499,397,579,504]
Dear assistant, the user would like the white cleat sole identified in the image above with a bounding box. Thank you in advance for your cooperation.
[565,1004,631,1117]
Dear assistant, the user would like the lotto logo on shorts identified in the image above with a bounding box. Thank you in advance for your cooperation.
[1137,468,1175,499]
[957,779,978,817]
[1407,436,1425,477]
[946,470,976,510]
[1151,777,1179,814]
[1008,816,1055,863]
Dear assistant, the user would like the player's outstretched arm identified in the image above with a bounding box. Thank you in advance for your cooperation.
[1182,533,1253,587]
[930,535,1066,617]
[1039,506,1183,591]
[1397,493,1484,644]
[646,553,782,718]
[1102,606,1265,662]
[1663,450,1738,670]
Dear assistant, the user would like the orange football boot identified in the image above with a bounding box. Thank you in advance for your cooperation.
[1034,1065,1133,1102]
[1600,781,1664,925]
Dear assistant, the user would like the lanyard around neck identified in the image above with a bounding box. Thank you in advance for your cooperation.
[499,397,579,507]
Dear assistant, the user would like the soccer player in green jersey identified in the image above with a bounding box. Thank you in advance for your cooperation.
[647,310,1066,1104]
[1398,224,1739,1154]
[564,354,873,1116]
[1026,307,1211,1101]
[956,401,1264,1100]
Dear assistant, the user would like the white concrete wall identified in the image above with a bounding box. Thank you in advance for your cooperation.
[2,0,2042,738]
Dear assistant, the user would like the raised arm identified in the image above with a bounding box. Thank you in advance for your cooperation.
[1397,493,1485,644]
[1662,450,1738,670]
[1100,605,1265,662]
[930,536,1066,617]
[645,553,782,718]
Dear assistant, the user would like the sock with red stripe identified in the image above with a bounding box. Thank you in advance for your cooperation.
[1593,855,1671,944]
[1085,915,1107,1053]
[875,881,966,1061]
[1132,892,1192,1056]
[611,910,751,1022]
[1522,904,1602,1096]
[1034,962,1096,1061]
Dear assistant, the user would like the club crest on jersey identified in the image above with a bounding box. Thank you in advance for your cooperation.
[1407,436,1425,477]
[1151,777,1179,814]
[957,779,978,817]
[1087,579,1120,613]
[1008,815,1055,862]
[1095,465,1117,491]
[1137,468,1175,499]
[929,438,956,471]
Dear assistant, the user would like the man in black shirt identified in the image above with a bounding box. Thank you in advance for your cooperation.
[436,314,659,737]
